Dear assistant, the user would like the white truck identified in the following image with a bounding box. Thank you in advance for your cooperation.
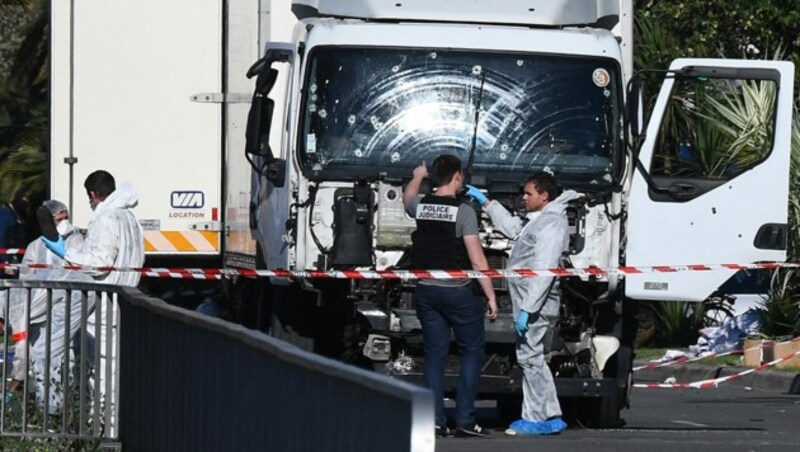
[50,0,294,268]
[51,0,795,426]
[49,0,293,311]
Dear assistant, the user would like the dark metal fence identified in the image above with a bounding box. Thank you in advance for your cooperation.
[1,280,434,451]
[117,288,434,452]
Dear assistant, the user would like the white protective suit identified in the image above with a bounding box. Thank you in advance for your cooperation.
[10,225,85,383]
[63,182,144,429]
[0,268,97,413]
[20,224,85,280]
[65,182,145,288]
[485,190,580,422]
[27,269,97,413]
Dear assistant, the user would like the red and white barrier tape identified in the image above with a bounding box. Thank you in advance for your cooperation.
[0,261,799,280]
[0,248,25,256]
[632,350,739,372]
[633,347,800,389]
[633,336,800,372]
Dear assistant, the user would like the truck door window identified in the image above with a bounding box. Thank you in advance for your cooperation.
[649,75,777,182]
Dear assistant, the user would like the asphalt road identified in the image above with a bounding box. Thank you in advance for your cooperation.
[436,386,800,451]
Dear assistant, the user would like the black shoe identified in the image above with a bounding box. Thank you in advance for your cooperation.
[455,423,490,438]
[435,425,453,437]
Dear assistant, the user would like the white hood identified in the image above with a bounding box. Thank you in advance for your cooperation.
[91,182,139,222]
[66,180,144,287]
[542,189,581,216]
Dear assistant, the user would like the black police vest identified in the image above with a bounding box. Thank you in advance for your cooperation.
[411,195,471,270]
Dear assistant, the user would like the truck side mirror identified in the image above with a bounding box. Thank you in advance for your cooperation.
[244,43,294,175]
[627,77,647,138]
[245,72,277,158]
[246,46,294,79]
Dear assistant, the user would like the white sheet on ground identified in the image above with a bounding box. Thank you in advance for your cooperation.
[655,309,761,362]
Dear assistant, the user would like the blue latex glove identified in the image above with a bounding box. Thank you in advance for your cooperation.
[41,235,66,259]
[515,310,530,337]
[465,184,488,205]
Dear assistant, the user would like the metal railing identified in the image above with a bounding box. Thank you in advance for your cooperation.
[1,279,435,451]
[0,279,118,441]
[117,289,435,452]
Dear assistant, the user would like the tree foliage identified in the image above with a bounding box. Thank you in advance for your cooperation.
[0,0,48,203]
[638,0,800,57]
[636,0,800,101]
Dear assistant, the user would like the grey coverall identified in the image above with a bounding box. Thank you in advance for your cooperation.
[485,190,579,422]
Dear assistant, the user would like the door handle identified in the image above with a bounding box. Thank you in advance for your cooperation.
[668,183,696,194]
[667,183,697,200]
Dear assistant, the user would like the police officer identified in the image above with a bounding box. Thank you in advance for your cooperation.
[403,154,497,438]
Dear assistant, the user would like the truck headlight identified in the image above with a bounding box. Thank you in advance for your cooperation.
[363,334,391,361]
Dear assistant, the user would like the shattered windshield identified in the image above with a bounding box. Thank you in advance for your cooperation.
[299,47,622,188]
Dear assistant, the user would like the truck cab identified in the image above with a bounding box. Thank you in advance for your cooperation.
[244,0,795,426]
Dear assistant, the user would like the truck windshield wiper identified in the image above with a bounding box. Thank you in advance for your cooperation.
[463,70,486,186]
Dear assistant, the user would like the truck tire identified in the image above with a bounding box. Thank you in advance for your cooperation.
[570,392,623,428]
[592,392,623,428]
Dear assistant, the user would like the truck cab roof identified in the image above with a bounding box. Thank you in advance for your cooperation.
[292,0,621,28]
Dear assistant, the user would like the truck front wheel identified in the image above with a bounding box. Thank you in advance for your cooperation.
[565,392,623,428]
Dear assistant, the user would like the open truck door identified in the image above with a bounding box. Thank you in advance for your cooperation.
[626,59,795,301]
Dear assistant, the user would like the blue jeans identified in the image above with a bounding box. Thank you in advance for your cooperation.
[415,283,485,427]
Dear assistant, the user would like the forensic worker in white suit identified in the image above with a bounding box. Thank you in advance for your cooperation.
[465,171,579,436]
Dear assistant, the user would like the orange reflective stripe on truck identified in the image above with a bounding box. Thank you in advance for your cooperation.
[143,231,219,252]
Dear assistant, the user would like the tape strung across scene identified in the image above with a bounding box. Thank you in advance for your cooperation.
[0,261,799,280]
[633,344,800,389]
[633,350,741,372]
[5,254,796,389]
[633,337,800,372]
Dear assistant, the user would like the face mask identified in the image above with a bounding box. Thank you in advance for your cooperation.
[56,220,72,236]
